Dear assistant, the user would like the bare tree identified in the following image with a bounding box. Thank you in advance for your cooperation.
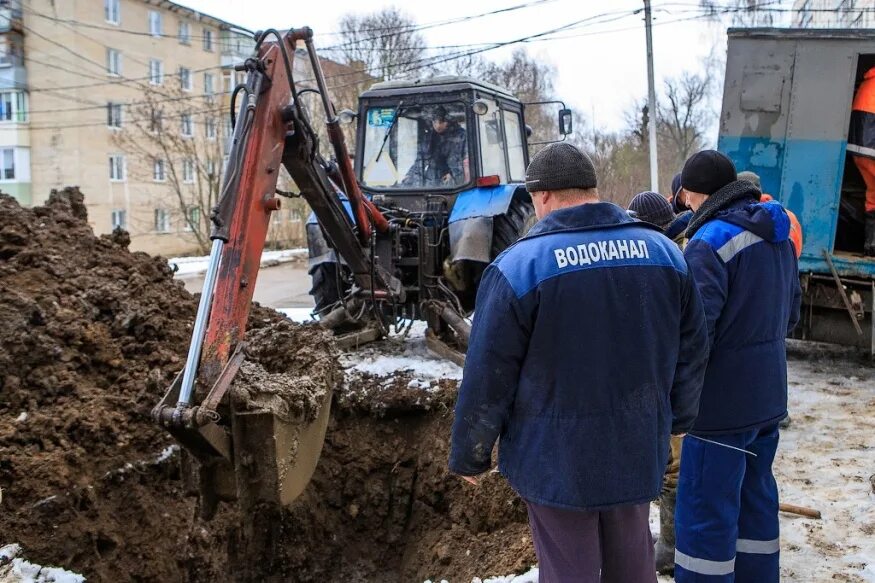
[699,0,777,26]
[114,86,224,253]
[658,71,714,165]
[334,8,427,82]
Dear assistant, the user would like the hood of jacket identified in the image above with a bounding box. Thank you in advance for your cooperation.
[686,179,789,243]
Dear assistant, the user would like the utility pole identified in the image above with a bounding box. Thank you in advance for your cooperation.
[644,0,659,192]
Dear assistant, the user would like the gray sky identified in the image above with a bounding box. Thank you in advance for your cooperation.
[181,0,792,137]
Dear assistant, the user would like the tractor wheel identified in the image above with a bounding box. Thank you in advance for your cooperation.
[490,191,537,260]
[309,262,347,316]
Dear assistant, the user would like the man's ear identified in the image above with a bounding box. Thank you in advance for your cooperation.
[542,191,552,208]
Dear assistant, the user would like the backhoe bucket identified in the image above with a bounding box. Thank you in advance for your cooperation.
[230,386,333,508]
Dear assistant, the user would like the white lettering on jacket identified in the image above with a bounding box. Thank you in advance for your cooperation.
[554,239,650,268]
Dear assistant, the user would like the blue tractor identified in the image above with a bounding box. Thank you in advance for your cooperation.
[305,76,571,357]
[719,28,875,356]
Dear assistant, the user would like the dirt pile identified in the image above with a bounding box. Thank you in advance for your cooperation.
[0,191,534,582]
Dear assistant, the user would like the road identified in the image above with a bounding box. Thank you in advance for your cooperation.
[179,262,315,309]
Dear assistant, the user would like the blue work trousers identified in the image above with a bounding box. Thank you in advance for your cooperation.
[675,423,781,583]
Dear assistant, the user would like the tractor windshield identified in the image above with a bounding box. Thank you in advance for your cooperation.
[361,102,469,189]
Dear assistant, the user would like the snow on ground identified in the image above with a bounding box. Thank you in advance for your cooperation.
[169,248,307,277]
[0,545,84,583]
[338,321,463,384]
[775,354,875,582]
[277,307,316,324]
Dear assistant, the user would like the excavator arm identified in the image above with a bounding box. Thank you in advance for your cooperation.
[152,28,397,517]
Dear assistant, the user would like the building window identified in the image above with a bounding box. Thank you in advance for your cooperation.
[0,36,22,67]
[107,102,122,128]
[222,70,232,93]
[154,208,171,233]
[153,158,166,181]
[106,48,121,76]
[179,66,192,91]
[204,72,215,99]
[104,0,120,25]
[203,29,213,52]
[0,148,13,180]
[150,108,163,133]
[149,11,162,37]
[183,158,195,183]
[109,155,125,181]
[184,206,200,231]
[206,117,217,139]
[206,158,216,178]
[178,21,191,45]
[111,209,127,230]
[180,113,193,137]
[0,91,27,122]
[149,59,163,85]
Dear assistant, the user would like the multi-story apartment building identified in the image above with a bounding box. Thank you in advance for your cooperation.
[793,0,875,28]
[0,0,369,256]
[0,0,258,254]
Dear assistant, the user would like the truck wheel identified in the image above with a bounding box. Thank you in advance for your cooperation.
[309,262,346,316]
[490,192,536,260]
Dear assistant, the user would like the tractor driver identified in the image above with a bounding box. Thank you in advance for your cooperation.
[404,105,468,187]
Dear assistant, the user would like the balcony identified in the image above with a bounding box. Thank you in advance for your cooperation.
[0,61,26,91]
[0,1,22,33]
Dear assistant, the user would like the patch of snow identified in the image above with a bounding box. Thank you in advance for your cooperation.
[14,413,26,423]
[153,445,179,464]
[341,322,462,383]
[169,248,307,278]
[277,307,316,324]
[0,544,85,583]
[475,567,539,583]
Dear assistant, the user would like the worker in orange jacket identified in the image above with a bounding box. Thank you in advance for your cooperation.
[848,66,875,256]
[738,171,803,258]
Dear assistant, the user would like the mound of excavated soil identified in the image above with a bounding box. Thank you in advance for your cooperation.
[0,191,534,582]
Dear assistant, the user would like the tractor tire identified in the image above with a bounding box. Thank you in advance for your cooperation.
[490,191,537,260]
[309,262,346,316]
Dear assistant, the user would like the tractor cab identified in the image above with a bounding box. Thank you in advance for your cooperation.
[355,76,533,200]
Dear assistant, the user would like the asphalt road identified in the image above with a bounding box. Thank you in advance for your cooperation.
[179,262,315,309]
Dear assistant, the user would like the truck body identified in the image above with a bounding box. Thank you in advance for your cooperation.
[720,27,875,354]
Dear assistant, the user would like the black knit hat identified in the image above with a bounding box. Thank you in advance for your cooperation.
[628,191,675,229]
[681,150,737,196]
[525,142,597,193]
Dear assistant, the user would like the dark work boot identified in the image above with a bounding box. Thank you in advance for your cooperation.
[654,489,677,575]
[865,211,875,257]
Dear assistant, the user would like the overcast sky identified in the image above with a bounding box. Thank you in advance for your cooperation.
[180,0,794,139]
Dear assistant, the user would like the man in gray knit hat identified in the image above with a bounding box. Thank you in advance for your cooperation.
[450,142,708,582]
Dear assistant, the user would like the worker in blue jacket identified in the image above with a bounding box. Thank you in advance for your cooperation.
[675,150,802,583]
[449,142,709,583]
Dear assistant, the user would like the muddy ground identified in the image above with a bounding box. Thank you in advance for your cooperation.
[0,192,533,582]
[3,191,874,583]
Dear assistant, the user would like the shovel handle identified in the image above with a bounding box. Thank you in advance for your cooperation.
[779,502,821,519]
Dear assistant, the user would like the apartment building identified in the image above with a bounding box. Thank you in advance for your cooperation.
[0,0,369,255]
[0,0,260,254]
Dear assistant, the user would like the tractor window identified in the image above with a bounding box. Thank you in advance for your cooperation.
[503,109,525,182]
[361,102,469,189]
[478,99,508,183]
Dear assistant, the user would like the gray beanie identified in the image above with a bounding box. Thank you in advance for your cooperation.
[737,171,761,190]
[628,191,675,229]
[525,142,597,193]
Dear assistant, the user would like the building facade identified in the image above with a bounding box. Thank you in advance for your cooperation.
[1,0,367,255]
